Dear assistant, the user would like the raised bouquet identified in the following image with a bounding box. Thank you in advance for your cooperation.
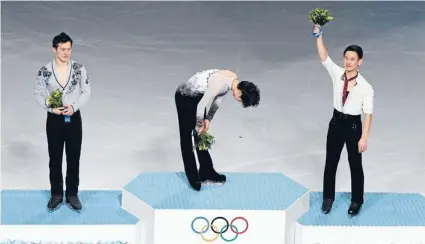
[308,8,334,37]
[192,130,215,151]
[46,89,63,108]
[308,8,334,26]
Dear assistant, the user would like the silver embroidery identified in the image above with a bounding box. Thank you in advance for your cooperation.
[177,69,219,96]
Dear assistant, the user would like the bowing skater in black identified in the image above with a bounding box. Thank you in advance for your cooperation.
[175,69,260,191]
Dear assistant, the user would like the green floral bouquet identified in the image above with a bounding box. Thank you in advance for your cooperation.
[46,89,63,108]
[308,8,334,26]
[193,130,215,151]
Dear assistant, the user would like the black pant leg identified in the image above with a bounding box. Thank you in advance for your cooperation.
[345,118,364,204]
[64,111,83,196]
[197,148,214,173]
[46,113,65,196]
[175,91,201,183]
[194,106,214,173]
[323,116,345,201]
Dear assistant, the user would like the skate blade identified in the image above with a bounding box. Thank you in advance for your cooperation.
[202,180,225,186]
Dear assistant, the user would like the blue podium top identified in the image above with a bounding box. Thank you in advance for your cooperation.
[298,192,425,226]
[123,171,309,210]
[1,190,139,225]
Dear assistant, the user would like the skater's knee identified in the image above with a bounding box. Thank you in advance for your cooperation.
[324,163,339,175]
[48,155,63,164]
[348,158,363,170]
[324,157,340,168]
[181,142,194,151]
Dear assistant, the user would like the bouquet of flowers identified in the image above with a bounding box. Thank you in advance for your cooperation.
[308,8,334,26]
[192,130,215,151]
[46,89,63,108]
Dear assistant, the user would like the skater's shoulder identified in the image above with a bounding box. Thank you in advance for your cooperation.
[217,69,238,77]
[322,56,345,73]
[70,60,87,71]
[38,61,53,72]
[195,68,220,76]
[357,73,374,92]
[358,73,372,86]
[187,69,220,82]
[37,60,87,73]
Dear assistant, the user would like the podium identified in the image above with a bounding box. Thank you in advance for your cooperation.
[0,190,140,243]
[122,172,310,244]
[295,192,425,244]
[2,174,424,244]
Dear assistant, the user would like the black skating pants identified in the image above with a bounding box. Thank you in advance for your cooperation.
[175,91,215,184]
[46,111,82,197]
[323,109,364,204]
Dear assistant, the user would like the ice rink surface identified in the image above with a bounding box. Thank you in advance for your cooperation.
[1,1,424,194]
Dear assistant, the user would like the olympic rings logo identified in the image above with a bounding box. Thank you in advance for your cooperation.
[191,216,248,242]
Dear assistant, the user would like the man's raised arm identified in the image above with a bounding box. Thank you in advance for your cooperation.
[314,24,329,62]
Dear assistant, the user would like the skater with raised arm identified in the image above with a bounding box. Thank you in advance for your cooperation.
[312,24,374,217]
[175,69,260,191]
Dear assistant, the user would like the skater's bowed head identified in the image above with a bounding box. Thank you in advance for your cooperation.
[232,79,260,108]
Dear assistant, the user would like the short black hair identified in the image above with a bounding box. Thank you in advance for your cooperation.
[52,32,73,49]
[343,45,363,59]
[237,80,260,108]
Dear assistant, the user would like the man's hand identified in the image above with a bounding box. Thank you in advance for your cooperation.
[203,120,210,133]
[52,107,64,115]
[313,24,321,35]
[358,137,368,153]
[62,105,74,116]
[197,120,210,136]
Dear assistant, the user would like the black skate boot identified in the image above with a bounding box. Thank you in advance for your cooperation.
[66,195,82,211]
[189,180,202,191]
[47,195,63,211]
[199,168,226,184]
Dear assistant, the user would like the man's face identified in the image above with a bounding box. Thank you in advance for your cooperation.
[53,41,72,63]
[233,88,242,102]
[343,51,362,72]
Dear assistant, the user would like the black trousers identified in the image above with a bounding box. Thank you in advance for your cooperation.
[46,111,82,196]
[175,91,215,184]
[323,109,364,204]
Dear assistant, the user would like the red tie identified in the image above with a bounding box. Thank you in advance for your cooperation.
[342,72,358,105]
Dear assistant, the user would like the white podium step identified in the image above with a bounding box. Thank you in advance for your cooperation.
[122,171,310,244]
[295,192,425,244]
[0,190,140,243]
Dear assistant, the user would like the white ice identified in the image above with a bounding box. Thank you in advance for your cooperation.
[1,2,424,195]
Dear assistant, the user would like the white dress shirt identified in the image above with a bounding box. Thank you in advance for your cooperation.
[322,56,374,115]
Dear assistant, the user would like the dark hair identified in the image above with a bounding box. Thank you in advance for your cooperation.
[237,81,260,108]
[343,45,363,59]
[52,32,73,49]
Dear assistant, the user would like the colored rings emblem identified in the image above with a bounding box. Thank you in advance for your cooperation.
[191,216,249,242]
